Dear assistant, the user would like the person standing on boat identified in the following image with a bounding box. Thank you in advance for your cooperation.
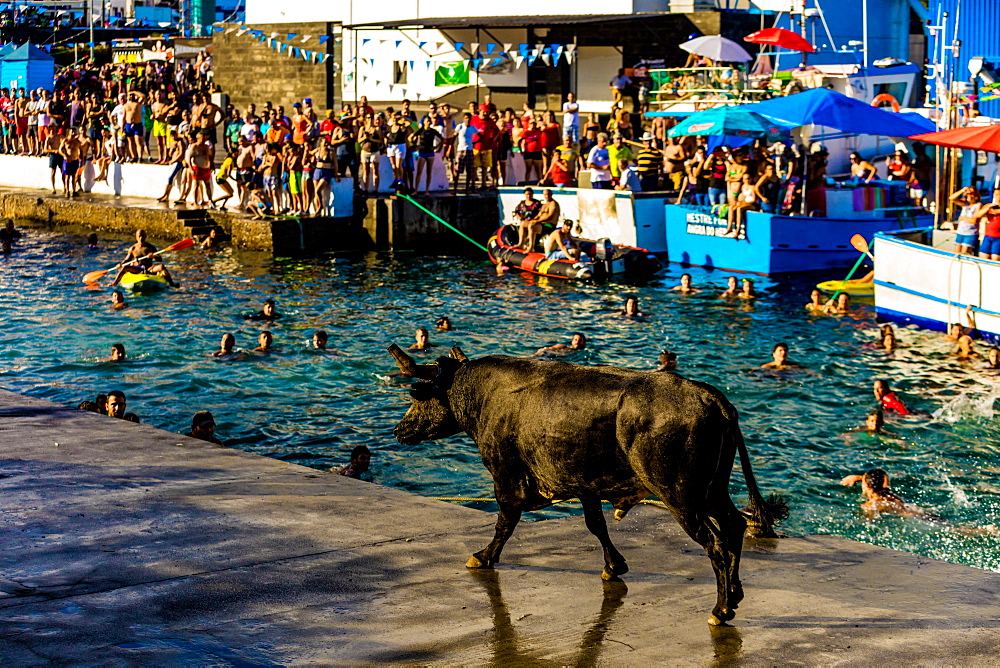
[849,152,878,183]
[586,133,613,190]
[755,163,782,214]
[978,190,1000,261]
[607,134,633,183]
[664,137,687,192]
[723,150,748,233]
[949,186,984,255]
[636,133,663,193]
[513,187,542,250]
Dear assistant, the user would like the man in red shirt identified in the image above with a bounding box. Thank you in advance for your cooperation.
[470,108,498,188]
[319,109,339,144]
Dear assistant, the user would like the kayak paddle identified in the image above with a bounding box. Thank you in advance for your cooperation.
[829,234,870,302]
[82,237,194,284]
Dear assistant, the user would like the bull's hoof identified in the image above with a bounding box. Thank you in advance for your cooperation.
[708,607,736,625]
[466,555,493,569]
[601,562,629,581]
[613,508,628,521]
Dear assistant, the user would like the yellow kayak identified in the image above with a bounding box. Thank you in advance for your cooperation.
[817,278,874,297]
[119,272,168,293]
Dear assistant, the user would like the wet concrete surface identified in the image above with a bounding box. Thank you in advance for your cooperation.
[2,389,1000,665]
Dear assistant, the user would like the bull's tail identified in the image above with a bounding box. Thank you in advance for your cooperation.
[733,427,788,538]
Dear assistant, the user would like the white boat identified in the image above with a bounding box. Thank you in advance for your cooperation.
[873,228,1000,343]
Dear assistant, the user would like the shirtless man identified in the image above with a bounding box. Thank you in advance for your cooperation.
[186,131,214,207]
[194,93,222,147]
[122,91,146,162]
[150,91,170,163]
[13,89,29,155]
[42,130,63,193]
[663,137,687,191]
[543,219,584,261]
[58,131,82,197]
[760,342,803,370]
[75,127,92,195]
[112,228,178,287]
[536,332,587,355]
[235,136,256,209]
[839,468,925,519]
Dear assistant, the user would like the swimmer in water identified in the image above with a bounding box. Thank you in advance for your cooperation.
[214,333,237,357]
[878,330,897,352]
[985,346,1000,369]
[312,329,328,350]
[87,233,98,249]
[739,278,757,300]
[254,330,273,352]
[859,409,898,436]
[111,290,128,310]
[670,273,699,294]
[760,342,802,370]
[109,343,126,361]
[187,410,224,445]
[435,316,453,332]
[536,332,587,355]
[200,228,221,249]
[620,295,645,318]
[944,306,977,340]
[954,334,980,360]
[654,350,677,372]
[873,378,911,416]
[409,327,436,350]
[840,468,926,519]
[337,445,372,480]
[824,292,851,315]
[805,289,825,312]
[719,276,738,298]
[247,298,281,321]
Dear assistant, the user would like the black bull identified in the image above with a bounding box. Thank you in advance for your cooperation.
[387,344,787,625]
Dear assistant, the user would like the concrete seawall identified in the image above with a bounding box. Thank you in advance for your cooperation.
[2,388,999,664]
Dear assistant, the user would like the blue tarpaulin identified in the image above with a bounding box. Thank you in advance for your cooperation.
[741,88,936,137]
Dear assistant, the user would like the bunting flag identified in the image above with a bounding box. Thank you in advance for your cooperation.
[503,43,512,53]
[469,42,480,54]
[362,38,370,46]
[454,41,465,52]
[418,41,426,49]
[319,35,330,44]
[287,32,297,40]
[300,35,311,43]
[485,43,495,54]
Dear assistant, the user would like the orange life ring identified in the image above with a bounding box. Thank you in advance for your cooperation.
[871,94,900,113]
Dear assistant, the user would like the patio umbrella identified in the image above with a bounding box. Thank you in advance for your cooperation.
[679,35,752,63]
[668,106,790,140]
[908,125,1000,153]
[744,27,815,53]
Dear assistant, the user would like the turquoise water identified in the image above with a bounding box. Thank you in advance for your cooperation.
[4,225,1000,571]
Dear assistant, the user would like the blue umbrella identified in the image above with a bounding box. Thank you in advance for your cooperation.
[668,106,791,140]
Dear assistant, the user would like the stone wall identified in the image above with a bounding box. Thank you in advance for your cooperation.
[212,22,339,114]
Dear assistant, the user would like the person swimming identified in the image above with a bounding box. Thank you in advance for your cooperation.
[337,445,373,480]
[739,278,757,300]
[944,306,977,340]
[852,409,899,437]
[106,390,139,423]
[247,298,281,321]
[409,327,437,350]
[86,233,98,250]
[760,342,802,370]
[824,292,851,315]
[805,288,825,312]
[670,273,699,294]
[312,329,328,350]
[840,468,926,519]
[873,379,910,416]
[719,276,738,298]
[954,334,980,360]
[214,333,238,357]
[877,330,897,352]
[435,316,453,332]
[620,295,645,317]
[109,343,126,361]
[985,346,1000,369]
[111,290,128,310]
[654,350,678,372]
[187,410,224,445]
[536,332,587,356]
[254,330,273,353]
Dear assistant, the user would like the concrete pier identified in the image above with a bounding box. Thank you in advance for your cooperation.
[2,389,999,664]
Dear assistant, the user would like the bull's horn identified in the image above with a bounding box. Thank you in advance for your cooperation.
[387,344,438,379]
[450,346,469,362]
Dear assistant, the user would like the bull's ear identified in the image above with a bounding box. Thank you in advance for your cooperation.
[449,346,469,362]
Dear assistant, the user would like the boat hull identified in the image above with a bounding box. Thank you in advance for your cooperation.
[665,204,933,276]
[873,229,1000,344]
[120,272,168,293]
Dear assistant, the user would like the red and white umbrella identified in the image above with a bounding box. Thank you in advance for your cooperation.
[744,28,815,53]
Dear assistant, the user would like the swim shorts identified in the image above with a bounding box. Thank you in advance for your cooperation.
[418,152,435,160]
[387,143,407,160]
[313,167,336,181]
[473,149,492,169]
[48,152,62,170]
[152,120,168,137]
[61,159,79,176]
[955,233,979,248]
[263,175,278,191]
[123,122,144,137]
[981,235,1000,256]
[15,118,27,135]
[235,168,253,184]
[191,165,212,182]
[288,171,303,195]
